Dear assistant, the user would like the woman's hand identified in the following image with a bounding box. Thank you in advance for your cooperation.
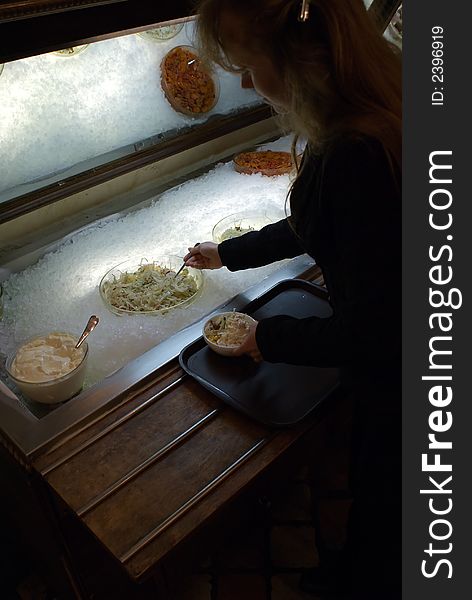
[233,320,263,362]
[184,242,223,270]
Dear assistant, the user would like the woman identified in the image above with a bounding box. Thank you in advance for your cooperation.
[185,1,401,598]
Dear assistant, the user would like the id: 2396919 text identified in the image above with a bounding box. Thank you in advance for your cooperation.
[432,26,444,106]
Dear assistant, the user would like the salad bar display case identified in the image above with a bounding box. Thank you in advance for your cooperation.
[0,1,400,597]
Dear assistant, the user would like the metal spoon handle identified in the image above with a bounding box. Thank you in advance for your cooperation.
[75,315,99,349]
[175,242,200,278]
[174,262,187,279]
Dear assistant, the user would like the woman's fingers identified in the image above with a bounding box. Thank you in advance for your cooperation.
[249,350,263,362]
[233,348,262,362]
[184,245,201,261]
[230,322,262,362]
[185,255,205,269]
[183,241,222,270]
[184,246,204,267]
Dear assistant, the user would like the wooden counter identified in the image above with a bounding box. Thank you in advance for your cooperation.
[34,369,346,580]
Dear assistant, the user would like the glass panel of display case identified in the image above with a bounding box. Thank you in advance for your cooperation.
[0,18,262,205]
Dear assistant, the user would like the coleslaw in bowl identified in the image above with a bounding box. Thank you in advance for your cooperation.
[99,256,204,316]
[203,311,256,356]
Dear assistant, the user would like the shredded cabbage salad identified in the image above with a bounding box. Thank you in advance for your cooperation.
[102,263,198,313]
[205,313,251,347]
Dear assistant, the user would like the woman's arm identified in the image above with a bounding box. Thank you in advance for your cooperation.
[184,218,304,271]
[218,218,305,271]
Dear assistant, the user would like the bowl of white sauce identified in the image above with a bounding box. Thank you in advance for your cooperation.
[6,332,88,404]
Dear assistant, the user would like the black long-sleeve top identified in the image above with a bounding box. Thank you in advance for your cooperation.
[218,137,401,387]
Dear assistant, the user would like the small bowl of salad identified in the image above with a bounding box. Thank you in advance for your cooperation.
[203,311,256,357]
[212,210,282,243]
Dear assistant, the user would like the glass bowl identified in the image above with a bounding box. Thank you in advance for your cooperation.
[6,333,88,405]
[139,23,184,42]
[203,312,256,357]
[99,255,204,316]
[160,45,220,116]
[52,45,89,57]
[212,210,282,243]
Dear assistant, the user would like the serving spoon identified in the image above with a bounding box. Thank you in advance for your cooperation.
[75,315,99,349]
[174,242,200,278]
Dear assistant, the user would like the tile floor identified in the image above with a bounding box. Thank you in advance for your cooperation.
[165,475,351,600]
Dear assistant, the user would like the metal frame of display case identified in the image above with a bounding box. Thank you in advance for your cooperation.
[0,1,194,61]
[0,0,401,62]
[0,0,127,23]
[0,104,272,225]
[0,0,401,226]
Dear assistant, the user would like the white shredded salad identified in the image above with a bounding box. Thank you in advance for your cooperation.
[204,312,252,347]
[101,263,198,313]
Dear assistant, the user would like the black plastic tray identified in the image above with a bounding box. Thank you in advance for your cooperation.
[179,279,339,427]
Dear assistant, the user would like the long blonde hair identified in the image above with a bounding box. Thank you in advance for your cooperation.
[195,0,401,170]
